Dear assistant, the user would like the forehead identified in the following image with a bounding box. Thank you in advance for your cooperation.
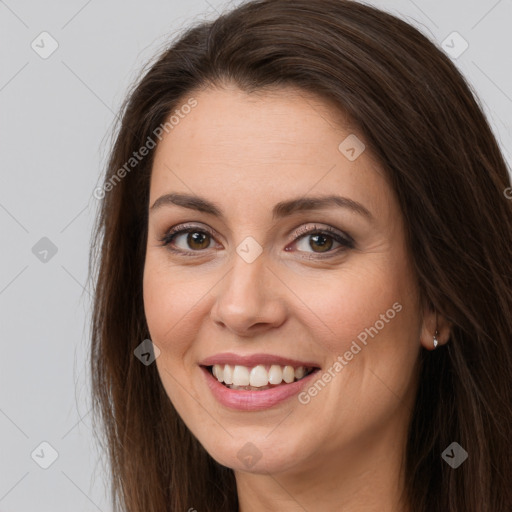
[149,85,394,222]
[154,85,356,166]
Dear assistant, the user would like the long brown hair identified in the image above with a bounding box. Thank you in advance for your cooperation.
[89,1,512,510]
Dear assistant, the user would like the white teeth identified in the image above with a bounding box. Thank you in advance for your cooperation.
[211,363,313,388]
[249,365,268,387]
[283,365,295,383]
[268,365,283,385]
[232,365,250,386]
[294,366,306,380]
[215,365,224,382]
[223,364,234,385]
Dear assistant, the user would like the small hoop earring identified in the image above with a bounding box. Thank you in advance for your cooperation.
[432,310,439,349]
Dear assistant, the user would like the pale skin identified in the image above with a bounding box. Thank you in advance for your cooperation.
[143,84,451,512]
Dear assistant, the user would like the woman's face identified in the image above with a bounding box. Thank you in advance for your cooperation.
[143,85,426,477]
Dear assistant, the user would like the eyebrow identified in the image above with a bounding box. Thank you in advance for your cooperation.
[150,192,374,222]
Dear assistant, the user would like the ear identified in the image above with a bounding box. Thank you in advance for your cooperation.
[419,305,452,350]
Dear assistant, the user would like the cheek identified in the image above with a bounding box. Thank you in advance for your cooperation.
[142,257,204,414]
[294,251,420,411]
[299,255,420,423]
[142,253,205,356]
[290,259,415,357]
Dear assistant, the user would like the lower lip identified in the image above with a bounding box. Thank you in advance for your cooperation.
[201,366,320,411]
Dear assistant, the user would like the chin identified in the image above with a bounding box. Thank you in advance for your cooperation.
[196,429,311,475]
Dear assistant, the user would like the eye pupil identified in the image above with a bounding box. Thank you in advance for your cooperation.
[188,232,210,249]
[310,234,333,253]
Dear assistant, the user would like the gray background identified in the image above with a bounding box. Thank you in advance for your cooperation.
[0,0,511,510]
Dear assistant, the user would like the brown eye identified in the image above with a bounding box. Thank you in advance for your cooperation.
[294,232,341,254]
[183,231,211,250]
[289,224,354,258]
[160,226,216,254]
[304,233,335,253]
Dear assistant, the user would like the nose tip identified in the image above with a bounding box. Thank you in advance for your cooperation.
[210,256,287,336]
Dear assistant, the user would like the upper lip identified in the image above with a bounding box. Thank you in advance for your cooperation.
[199,352,320,368]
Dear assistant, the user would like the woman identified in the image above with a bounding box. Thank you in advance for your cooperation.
[89,0,512,510]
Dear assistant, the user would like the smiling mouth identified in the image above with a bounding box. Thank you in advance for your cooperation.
[205,364,319,391]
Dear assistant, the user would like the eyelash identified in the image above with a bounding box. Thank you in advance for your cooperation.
[158,223,355,260]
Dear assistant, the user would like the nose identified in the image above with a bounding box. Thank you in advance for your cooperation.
[210,250,287,337]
